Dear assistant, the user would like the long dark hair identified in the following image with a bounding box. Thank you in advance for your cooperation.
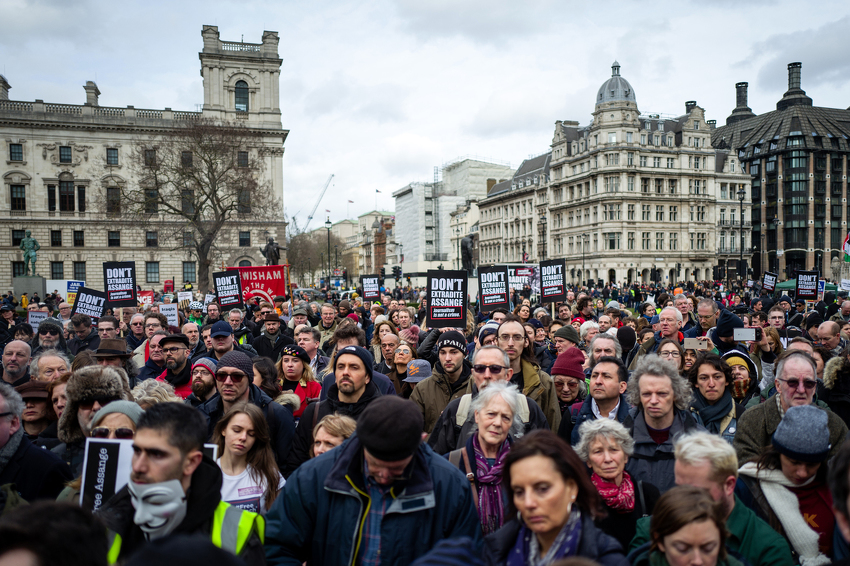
[502,430,604,520]
[252,357,280,399]
[756,444,829,483]
[214,402,281,510]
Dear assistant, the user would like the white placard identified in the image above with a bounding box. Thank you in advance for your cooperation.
[204,293,216,305]
[27,311,48,332]
[177,291,193,303]
[159,303,179,327]
[841,279,850,292]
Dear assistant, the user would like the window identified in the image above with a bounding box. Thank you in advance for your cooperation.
[235,81,249,112]
[50,230,62,247]
[181,151,193,168]
[238,189,251,213]
[698,233,706,250]
[720,184,727,199]
[604,232,620,250]
[694,157,701,169]
[641,204,651,221]
[73,262,86,281]
[144,149,156,167]
[694,121,699,130]
[656,232,664,250]
[146,262,160,283]
[183,262,196,283]
[640,156,647,167]
[656,206,664,221]
[656,179,664,194]
[653,157,661,168]
[239,231,251,247]
[238,260,252,268]
[106,187,120,214]
[108,231,120,247]
[668,179,677,194]
[51,261,64,279]
[48,185,56,211]
[183,232,195,247]
[669,233,678,250]
[77,186,86,212]
[608,133,616,143]
[146,231,158,247]
[667,158,674,168]
[642,232,651,250]
[641,179,650,193]
[12,262,25,277]
[640,134,646,145]
[10,185,25,211]
[181,190,194,215]
[628,204,635,220]
[12,230,25,246]
[669,206,678,221]
[238,151,249,167]
[654,135,660,146]
[59,181,74,212]
[145,189,158,214]
[73,230,84,247]
[626,132,633,143]
[628,176,635,191]
[9,144,22,161]
[627,152,634,166]
[59,146,72,163]
[697,206,706,221]
[628,232,635,250]
[106,148,118,165]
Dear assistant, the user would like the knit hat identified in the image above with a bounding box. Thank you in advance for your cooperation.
[772,405,831,463]
[347,313,360,323]
[527,318,544,330]
[339,300,352,311]
[778,295,793,306]
[335,345,374,382]
[399,326,420,344]
[216,351,254,379]
[435,330,468,355]
[357,396,424,461]
[91,400,144,428]
[550,348,585,380]
[404,359,432,383]
[721,350,758,381]
[554,325,580,345]
[616,326,637,353]
[281,344,310,365]
[805,312,824,330]
[715,309,744,338]
[192,357,218,375]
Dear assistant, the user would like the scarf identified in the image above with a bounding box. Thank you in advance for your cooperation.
[691,389,733,434]
[0,427,23,474]
[472,434,510,535]
[738,462,831,566]
[591,471,635,513]
[507,508,582,566]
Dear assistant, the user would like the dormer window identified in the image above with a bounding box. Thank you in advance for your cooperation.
[235,80,249,112]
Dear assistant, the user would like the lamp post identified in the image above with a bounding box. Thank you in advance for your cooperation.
[737,187,746,283]
[454,227,462,269]
[539,213,547,260]
[319,253,324,288]
[581,234,589,287]
[325,217,332,292]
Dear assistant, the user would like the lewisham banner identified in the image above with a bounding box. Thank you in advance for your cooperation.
[228,265,290,304]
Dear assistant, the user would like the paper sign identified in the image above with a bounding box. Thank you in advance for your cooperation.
[426,269,468,328]
[841,279,850,292]
[818,279,826,302]
[539,259,567,303]
[213,271,243,308]
[160,304,179,328]
[794,271,819,301]
[747,280,754,288]
[103,262,138,307]
[70,287,107,320]
[27,311,48,332]
[762,272,778,293]
[478,266,510,313]
[361,275,381,301]
[67,280,84,306]
[177,291,193,303]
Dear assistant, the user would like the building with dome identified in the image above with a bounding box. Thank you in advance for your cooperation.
[478,61,753,286]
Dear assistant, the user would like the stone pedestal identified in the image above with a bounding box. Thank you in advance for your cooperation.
[13,276,46,301]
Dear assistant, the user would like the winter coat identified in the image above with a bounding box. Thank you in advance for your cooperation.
[265,434,483,566]
[822,357,850,429]
[282,379,322,419]
[253,332,294,362]
[410,359,474,434]
[136,357,166,382]
[316,319,340,347]
[628,329,697,370]
[189,341,258,366]
[624,407,703,493]
[516,360,561,432]
[155,361,193,399]
[319,369,396,400]
[67,328,100,356]
[482,515,629,566]
[734,393,848,465]
[0,431,73,501]
[568,394,631,445]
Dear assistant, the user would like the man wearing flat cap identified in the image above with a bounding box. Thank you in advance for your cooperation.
[265,395,482,565]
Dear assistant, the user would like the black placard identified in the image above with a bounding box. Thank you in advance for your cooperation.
[102,261,137,307]
[80,439,124,512]
[762,271,778,293]
[539,259,567,303]
[70,286,107,320]
[361,275,381,301]
[213,271,243,308]
[426,269,467,328]
[478,266,510,313]
[794,270,819,301]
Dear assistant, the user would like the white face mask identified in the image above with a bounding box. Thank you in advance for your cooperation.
[128,479,188,540]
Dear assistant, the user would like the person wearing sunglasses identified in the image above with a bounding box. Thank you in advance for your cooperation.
[89,400,142,441]
[30,320,69,358]
[734,350,848,466]
[126,313,147,350]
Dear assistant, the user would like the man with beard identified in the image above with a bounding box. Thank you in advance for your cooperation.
[185,358,217,407]
[252,312,293,362]
[98,403,265,563]
[576,296,597,322]
[30,320,69,357]
[1,340,31,386]
[180,322,203,358]
[337,300,352,319]
[155,335,192,399]
[410,330,472,433]
[136,332,167,382]
[687,353,742,443]
[204,303,222,325]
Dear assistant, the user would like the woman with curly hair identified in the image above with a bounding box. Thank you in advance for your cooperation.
[369,319,398,365]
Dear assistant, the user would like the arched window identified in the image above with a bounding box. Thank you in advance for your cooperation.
[235,81,249,112]
[238,260,252,267]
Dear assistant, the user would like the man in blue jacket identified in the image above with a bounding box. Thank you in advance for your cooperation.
[264,395,483,565]
[570,356,630,445]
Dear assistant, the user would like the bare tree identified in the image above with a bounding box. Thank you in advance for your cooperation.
[285,216,347,288]
[102,119,281,291]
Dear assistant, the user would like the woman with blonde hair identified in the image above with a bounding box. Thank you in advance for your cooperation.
[275,344,321,419]
[130,379,182,409]
[310,413,357,458]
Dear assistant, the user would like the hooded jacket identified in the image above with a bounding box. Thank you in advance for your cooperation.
[284,380,382,477]
[265,434,482,566]
[67,328,101,356]
[410,359,473,434]
[517,360,561,431]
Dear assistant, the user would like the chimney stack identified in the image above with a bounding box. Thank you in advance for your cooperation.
[777,61,812,111]
[0,75,10,101]
[83,81,100,106]
[788,62,802,91]
[726,81,756,125]
[685,101,697,113]
[735,82,749,109]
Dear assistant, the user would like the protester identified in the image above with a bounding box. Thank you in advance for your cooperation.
[155,334,193,399]
[1,339,31,387]
[411,330,474,433]
[48,372,70,419]
[829,441,850,566]
[92,339,138,388]
[386,339,416,397]
[252,312,293,361]
[132,379,183,408]
[251,356,281,400]
[136,331,168,382]
[15,380,56,445]
[567,355,630,445]
[68,313,101,355]
[274,344,321,419]
[186,357,218,407]
[688,352,741,443]
[310,412,356,458]
[30,319,70,357]
[550,347,587,419]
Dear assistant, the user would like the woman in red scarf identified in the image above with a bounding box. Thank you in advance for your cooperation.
[576,418,660,550]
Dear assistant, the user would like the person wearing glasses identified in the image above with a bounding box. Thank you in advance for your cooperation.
[385,340,416,397]
[198,351,295,475]
[96,315,122,343]
[56,302,73,322]
[154,335,193,399]
[135,332,169,383]
[131,312,170,368]
[29,320,70,357]
[735,350,848,465]
[126,313,147,350]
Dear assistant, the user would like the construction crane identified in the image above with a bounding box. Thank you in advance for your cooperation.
[303,174,334,231]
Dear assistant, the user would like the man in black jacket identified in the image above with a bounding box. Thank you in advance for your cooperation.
[252,313,292,362]
[67,313,101,356]
[197,351,295,473]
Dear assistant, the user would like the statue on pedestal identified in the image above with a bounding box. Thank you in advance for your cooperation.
[19,230,40,276]
[260,237,283,266]
[461,234,475,275]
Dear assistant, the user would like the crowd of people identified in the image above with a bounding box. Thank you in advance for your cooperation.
[2,281,850,565]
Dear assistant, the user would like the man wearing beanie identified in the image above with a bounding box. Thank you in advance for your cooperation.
[285,345,383,475]
[734,349,847,465]
[265,396,482,565]
[566,355,630,445]
[552,324,580,356]
[410,330,474,434]
[186,357,218,407]
[197,350,295,473]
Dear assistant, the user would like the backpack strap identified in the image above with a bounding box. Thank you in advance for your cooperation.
[448,449,463,468]
[456,394,473,426]
[517,395,530,423]
[460,447,479,511]
[637,480,648,517]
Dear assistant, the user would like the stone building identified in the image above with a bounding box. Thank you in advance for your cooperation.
[0,25,288,291]
[712,63,850,279]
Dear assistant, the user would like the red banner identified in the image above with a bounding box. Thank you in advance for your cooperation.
[229,265,289,304]
[138,290,154,305]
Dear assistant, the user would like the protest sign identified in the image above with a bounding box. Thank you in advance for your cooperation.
[477,266,510,313]
[505,264,541,294]
[103,262,137,307]
[841,279,850,292]
[177,291,193,304]
[229,265,288,304]
[762,272,778,293]
[818,279,826,302]
[361,275,381,301]
[794,271,819,301]
[70,287,107,320]
[539,259,567,303]
[160,304,179,327]
[204,293,216,306]
[213,271,243,308]
[426,270,467,328]
[27,310,48,332]
[138,290,154,306]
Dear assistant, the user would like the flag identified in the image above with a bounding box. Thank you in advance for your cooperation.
[843,231,850,262]
[522,251,529,263]
[376,189,381,193]
[325,209,330,212]
[348,200,354,203]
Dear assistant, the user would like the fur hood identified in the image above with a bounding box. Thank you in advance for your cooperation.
[274,392,301,412]
[824,356,845,390]
[58,366,134,444]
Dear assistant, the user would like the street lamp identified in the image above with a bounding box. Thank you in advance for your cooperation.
[325,217,332,292]
[454,227,462,269]
[581,234,589,287]
[539,213,547,260]
[737,186,746,282]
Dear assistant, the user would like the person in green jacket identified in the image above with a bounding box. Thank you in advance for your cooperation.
[629,431,793,566]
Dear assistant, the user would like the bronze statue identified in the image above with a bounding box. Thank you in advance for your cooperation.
[461,234,474,275]
[260,236,283,266]
[19,230,40,276]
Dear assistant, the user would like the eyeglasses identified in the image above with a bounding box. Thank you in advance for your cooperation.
[130,322,144,326]
[778,378,817,391]
[472,364,507,374]
[498,334,526,343]
[38,328,59,336]
[215,371,247,383]
[162,347,186,354]
[91,427,135,439]
[394,348,411,354]
[260,311,272,315]
[79,396,120,410]
[555,380,581,389]
[658,351,681,359]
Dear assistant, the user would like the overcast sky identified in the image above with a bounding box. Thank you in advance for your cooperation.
[2,0,849,228]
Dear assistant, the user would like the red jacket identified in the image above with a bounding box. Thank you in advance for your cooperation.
[290,380,323,419]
